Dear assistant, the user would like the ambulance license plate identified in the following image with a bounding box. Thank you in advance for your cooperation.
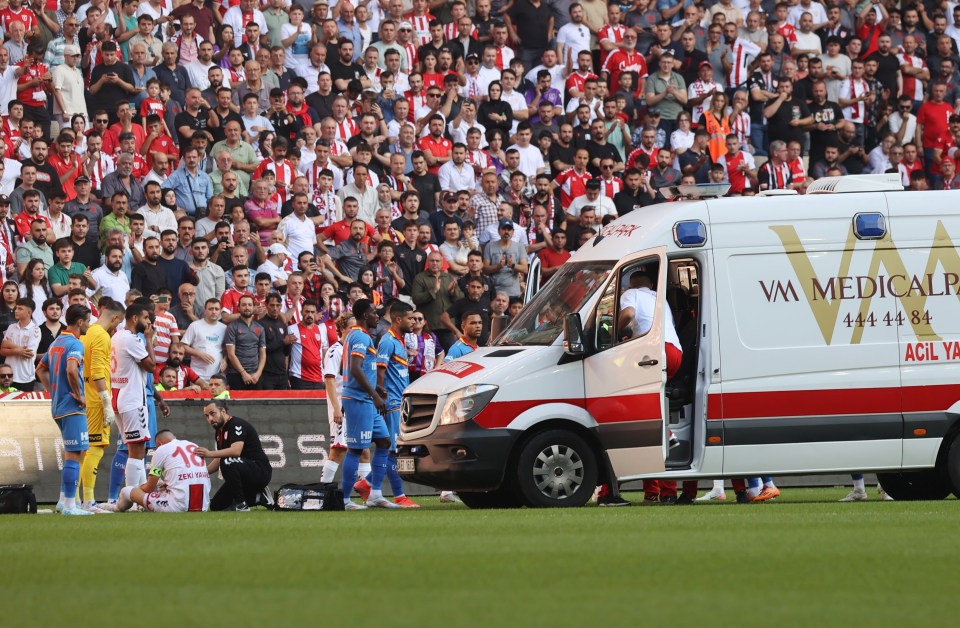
[397,457,416,473]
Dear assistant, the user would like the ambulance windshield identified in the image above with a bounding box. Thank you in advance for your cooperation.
[497,262,613,346]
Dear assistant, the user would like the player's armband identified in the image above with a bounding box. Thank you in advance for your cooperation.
[150,467,163,478]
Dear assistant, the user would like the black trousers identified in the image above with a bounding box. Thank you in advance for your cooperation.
[210,459,272,510]
[227,372,261,391]
[259,372,289,390]
[289,377,323,390]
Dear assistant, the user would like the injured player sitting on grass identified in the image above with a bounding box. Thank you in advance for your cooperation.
[115,430,212,513]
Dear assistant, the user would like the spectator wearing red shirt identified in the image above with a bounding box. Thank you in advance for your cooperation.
[154,342,208,392]
[418,114,453,175]
[16,43,53,138]
[552,148,592,207]
[317,196,376,245]
[856,3,887,60]
[917,83,955,181]
[601,30,647,99]
[538,229,570,286]
[48,133,83,201]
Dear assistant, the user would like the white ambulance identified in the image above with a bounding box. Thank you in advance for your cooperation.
[397,174,960,508]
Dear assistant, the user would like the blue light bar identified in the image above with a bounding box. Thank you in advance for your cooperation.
[853,213,886,240]
[673,220,707,248]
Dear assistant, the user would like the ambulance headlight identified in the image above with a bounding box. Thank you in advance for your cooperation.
[439,384,499,426]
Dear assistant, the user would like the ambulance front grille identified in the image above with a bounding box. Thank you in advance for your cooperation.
[400,394,438,432]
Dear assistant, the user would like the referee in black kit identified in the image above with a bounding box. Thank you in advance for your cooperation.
[196,399,273,511]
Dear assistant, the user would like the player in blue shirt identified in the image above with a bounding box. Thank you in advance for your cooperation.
[340,299,392,509]
[36,304,93,516]
[444,312,483,362]
[374,300,418,507]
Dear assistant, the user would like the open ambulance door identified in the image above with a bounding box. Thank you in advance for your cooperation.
[583,247,668,479]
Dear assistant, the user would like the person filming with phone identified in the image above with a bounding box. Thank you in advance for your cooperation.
[89,42,139,125]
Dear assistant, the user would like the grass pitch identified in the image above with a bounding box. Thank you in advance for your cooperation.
[2,488,956,628]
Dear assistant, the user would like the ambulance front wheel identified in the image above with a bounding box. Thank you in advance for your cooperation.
[514,430,599,508]
[943,433,960,499]
[875,470,952,501]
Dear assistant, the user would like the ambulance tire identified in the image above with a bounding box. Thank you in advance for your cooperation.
[457,484,523,510]
[514,430,599,508]
[944,434,960,498]
[875,470,952,501]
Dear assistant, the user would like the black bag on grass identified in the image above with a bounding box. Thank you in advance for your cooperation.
[273,482,345,511]
[0,484,37,514]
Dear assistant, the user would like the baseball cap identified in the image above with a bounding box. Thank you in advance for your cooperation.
[398,21,413,30]
[660,49,675,58]
[498,219,514,229]
[75,175,90,184]
[699,60,713,69]
[465,52,480,62]
[647,106,662,116]
[0,194,9,205]
[268,243,288,256]
[63,44,81,57]
[313,0,328,5]
[443,192,457,202]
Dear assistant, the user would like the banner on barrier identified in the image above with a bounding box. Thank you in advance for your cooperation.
[0,397,405,502]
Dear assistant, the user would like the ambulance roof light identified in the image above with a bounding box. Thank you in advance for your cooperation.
[660,183,731,200]
[806,173,904,194]
[674,220,707,248]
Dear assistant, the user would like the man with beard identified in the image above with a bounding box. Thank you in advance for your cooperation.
[157,230,198,307]
[189,238,225,319]
[259,293,293,390]
[156,342,208,392]
[131,237,168,301]
[288,299,337,390]
[68,214,100,271]
[806,79,846,169]
[197,399,272,511]
[614,168,656,216]
[325,218,369,283]
[224,295,266,391]
[91,245,130,303]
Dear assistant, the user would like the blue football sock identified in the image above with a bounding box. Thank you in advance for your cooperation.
[62,460,80,499]
[109,450,129,501]
[370,447,389,490]
[340,450,361,501]
[387,453,404,497]
[748,477,761,488]
[851,473,864,480]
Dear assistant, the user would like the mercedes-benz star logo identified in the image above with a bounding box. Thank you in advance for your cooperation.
[400,398,412,424]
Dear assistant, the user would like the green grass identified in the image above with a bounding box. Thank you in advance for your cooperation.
[2,488,957,627]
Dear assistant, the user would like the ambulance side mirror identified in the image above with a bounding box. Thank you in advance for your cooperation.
[564,313,585,356]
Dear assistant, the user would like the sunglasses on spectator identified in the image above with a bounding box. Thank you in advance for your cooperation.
[411,317,424,322]
[95,118,108,123]
[428,92,442,97]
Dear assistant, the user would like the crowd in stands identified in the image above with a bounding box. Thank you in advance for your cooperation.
[0,0,956,390]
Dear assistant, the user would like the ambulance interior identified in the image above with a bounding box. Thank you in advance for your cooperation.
[591,256,703,469]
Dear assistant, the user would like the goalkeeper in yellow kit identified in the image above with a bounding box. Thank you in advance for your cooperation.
[78,300,126,512]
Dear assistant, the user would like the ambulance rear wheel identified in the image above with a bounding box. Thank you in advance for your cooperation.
[514,430,598,508]
[875,470,952,501]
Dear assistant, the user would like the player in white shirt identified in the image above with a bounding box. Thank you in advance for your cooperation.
[110,303,157,491]
[115,430,211,513]
[320,313,354,483]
